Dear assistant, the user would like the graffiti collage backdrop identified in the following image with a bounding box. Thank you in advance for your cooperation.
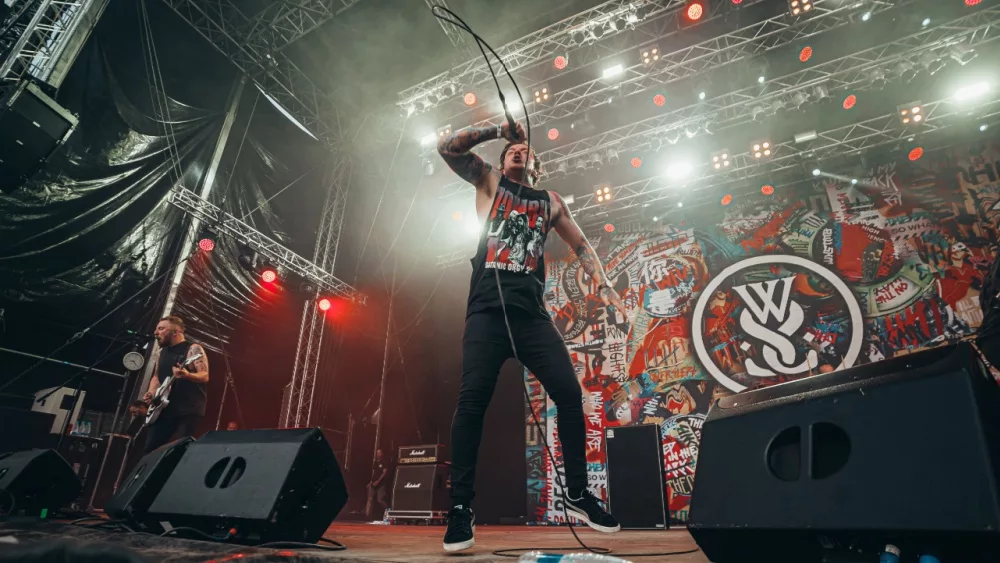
[524,138,1000,524]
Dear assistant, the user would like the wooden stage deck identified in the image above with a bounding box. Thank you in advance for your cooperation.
[0,520,708,562]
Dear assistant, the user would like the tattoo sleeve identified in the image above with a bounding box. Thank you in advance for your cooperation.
[437,126,498,186]
[575,243,611,288]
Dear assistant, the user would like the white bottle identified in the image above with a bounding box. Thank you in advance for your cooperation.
[518,553,632,562]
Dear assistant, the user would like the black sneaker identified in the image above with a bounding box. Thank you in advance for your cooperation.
[443,505,475,552]
[565,491,621,533]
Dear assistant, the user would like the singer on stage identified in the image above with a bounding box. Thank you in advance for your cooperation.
[142,316,209,452]
[437,121,622,552]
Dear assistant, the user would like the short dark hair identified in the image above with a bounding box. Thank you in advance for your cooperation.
[499,141,542,183]
[160,316,185,331]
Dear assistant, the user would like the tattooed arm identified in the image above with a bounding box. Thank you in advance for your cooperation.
[550,192,625,311]
[173,344,209,384]
[437,126,499,190]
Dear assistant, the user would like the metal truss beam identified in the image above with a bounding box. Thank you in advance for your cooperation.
[424,0,470,51]
[162,0,343,150]
[282,158,352,428]
[1,0,97,93]
[438,4,1000,198]
[168,185,366,303]
[397,0,687,111]
[242,0,365,54]
[459,0,901,133]
[438,98,1000,268]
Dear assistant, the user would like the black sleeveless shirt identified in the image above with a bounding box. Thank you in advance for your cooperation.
[467,176,552,319]
[157,340,207,418]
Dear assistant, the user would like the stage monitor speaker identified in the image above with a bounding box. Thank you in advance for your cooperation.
[0,80,78,192]
[688,342,1000,562]
[605,423,668,530]
[0,448,81,515]
[105,437,192,532]
[391,463,450,512]
[87,434,132,511]
[146,428,347,544]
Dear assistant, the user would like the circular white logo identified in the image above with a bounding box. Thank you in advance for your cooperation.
[691,255,864,393]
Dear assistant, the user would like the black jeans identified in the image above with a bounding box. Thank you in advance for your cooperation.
[144,414,202,453]
[450,309,586,506]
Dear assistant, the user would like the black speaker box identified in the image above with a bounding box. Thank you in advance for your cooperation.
[391,463,450,512]
[105,437,192,531]
[0,80,77,192]
[606,424,669,530]
[87,434,133,511]
[688,343,1000,562]
[0,449,81,515]
[146,428,347,544]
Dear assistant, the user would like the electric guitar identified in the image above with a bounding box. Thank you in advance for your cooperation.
[145,352,203,425]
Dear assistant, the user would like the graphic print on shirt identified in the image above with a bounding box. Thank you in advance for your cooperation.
[485,184,550,274]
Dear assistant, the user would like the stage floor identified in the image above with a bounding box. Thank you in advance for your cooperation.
[0,520,707,562]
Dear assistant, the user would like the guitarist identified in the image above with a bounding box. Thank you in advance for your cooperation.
[142,316,210,452]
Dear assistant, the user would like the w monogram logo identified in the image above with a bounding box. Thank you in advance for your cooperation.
[692,255,865,394]
[732,276,817,377]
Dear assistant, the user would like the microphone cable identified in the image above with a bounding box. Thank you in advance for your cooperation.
[431,7,700,559]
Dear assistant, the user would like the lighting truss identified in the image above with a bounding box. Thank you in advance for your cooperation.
[168,185,366,303]
[162,0,344,150]
[241,0,366,54]
[397,0,687,112]
[0,0,98,94]
[436,3,1000,197]
[425,0,472,51]
[463,0,903,129]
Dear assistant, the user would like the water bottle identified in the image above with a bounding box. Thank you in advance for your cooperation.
[517,552,631,563]
[880,544,901,563]
[918,555,941,563]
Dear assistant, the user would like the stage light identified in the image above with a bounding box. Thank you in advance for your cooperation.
[731,0,743,4]
[789,0,812,16]
[712,150,731,170]
[603,64,624,79]
[604,223,615,233]
[631,157,643,168]
[198,237,215,252]
[752,140,772,159]
[595,184,613,203]
[758,75,766,84]
[533,84,552,104]
[812,168,822,176]
[438,125,452,139]
[261,267,278,284]
[843,94,857,110]
[420,133,437,147]
[463,92,477,106]
[861,11,871,21]
[318,298,332,312]
[642,45,660,66]
[799,46,813,62]
[966,0,982,6]
[898,102,923,125]
[554,55,568,70]
[851,178,859,185]
[981,124,989,132]
[698,91,706,100]
[653,93,666,107]
[677,201,684,208]
[922,17,931,26]
[721,194,733,206]
[684,1,705,21]
[547,128,560,141]
[761,184,775,196]
[667,160,693,180]
[908,147,924,161]
[954,81,991,102]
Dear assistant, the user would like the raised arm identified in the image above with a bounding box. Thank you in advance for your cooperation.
[550,192,624,311]
[437,126,499,190]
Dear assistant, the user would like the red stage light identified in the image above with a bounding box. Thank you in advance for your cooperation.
[721,194,733,206]
[966,0,982,5]
[463,92,477,106]
[554,55,568,70]
[731,0,743,4]
[799,46,813,62]
[198,238,215,252]
[842,94,857,110]
[686,1,705,21]
[631,157,643,168]
[908,147,924,161]
[548,128,560,141]
[318,298,332,312]
[604,223,615,233]
[653,94,666,107]
[261,268,277,283]
[761,184,775,196]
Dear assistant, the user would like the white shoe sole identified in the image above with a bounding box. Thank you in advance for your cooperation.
[443,526,475,552]
[565,508,621,534]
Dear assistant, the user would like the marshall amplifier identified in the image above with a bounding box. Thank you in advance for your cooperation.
[398,444,443,465]
[391,464,449,512]
[606,424,669,530]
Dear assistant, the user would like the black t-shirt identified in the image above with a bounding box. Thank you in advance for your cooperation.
[467,177,552,319]
[372,458,389,487]
[157,340,207,418]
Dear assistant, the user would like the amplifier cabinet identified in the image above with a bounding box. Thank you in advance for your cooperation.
[605,424,669,530]
[391,464,449,512]
[398,444,444,465]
